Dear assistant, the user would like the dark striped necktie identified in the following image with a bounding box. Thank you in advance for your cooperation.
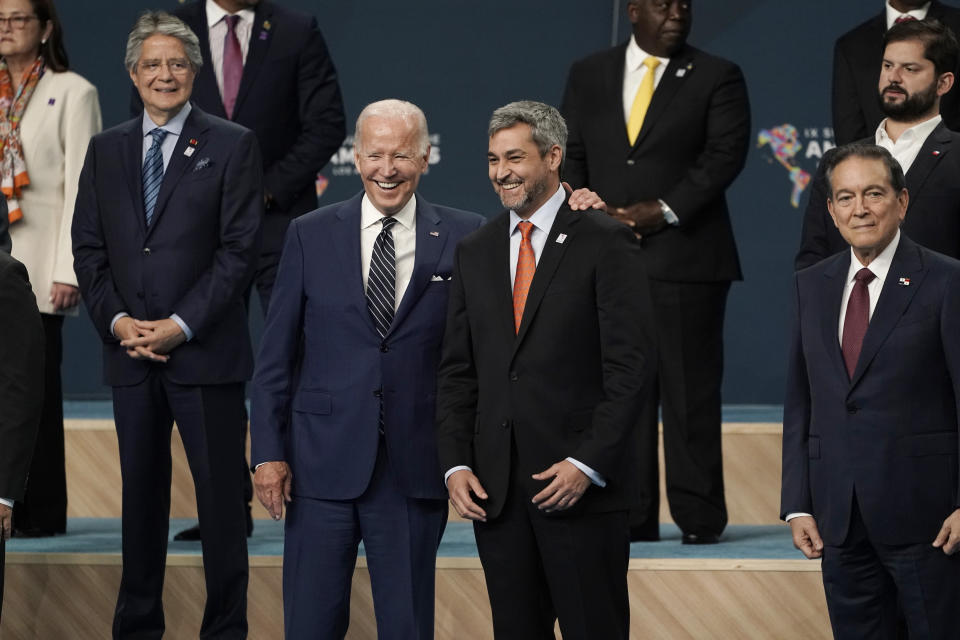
[142,128,168,226]
[367,216,398,337]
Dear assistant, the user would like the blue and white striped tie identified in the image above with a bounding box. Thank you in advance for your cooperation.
[142,128,168,226]
[366,216,398,337]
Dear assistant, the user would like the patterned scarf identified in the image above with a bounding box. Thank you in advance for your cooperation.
[0,56,44,223]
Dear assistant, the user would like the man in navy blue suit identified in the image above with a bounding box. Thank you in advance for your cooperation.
[782,143,960,638]
[72,12,262,638]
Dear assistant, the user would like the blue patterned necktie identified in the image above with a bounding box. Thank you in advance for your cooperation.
[366,216,398,337]
[142,128,168,225]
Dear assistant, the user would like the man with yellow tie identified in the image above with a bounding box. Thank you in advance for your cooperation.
[561,0,750,545]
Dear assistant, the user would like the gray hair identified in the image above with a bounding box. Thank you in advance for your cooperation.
[125,11,203,73]
[488,100,567,160]
[355,99,430,156]
[824,143,907,198]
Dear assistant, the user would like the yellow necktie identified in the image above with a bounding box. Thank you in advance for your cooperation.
[627,57,661,145]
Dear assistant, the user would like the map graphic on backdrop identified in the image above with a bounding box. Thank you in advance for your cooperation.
[757,124,835,208]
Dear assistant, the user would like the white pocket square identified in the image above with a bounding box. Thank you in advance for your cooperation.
[430,275,451,282]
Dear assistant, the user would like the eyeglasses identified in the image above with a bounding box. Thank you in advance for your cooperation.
[0,15,39,30]
[137,59,193,76]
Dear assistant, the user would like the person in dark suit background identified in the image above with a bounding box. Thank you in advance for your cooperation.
[560,0,750,543]
[436,101,655,639]
[799,19,960,270]
[0,243,44,622]
[250,100,484,638]
[833,1,960,145]
[783,143,960,638]
[72,12,262,637]
[131,0,346,542]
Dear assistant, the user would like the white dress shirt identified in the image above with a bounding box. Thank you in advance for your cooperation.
[875,114,942,174]
[786,231,901,522]
[360,194,416,311]
[445,185,606,488]
[886,1,930,29]
[110,103,194,340]
[206,0,255,98]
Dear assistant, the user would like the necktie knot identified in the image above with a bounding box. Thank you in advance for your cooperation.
[381,216,398,232]
[895,14,917,24]
[854,267,875,284]
[225,14,241,31]
[518,220,534,241]
[643,56,661,72]
[149,128,168,146]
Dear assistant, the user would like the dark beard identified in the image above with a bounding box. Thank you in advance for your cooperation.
[879,82,938,121]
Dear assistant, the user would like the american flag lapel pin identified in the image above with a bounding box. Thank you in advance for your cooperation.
[556,233,567,244]
[898,277,911,286]
[933,150,942,156]
[429,231,439,237]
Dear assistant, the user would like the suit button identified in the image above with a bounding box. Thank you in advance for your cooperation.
[846,404,858,414]
[501,420,509,429]
[380,343,389,353]
[142,247,151,256]
[373,389,382,398]
[626,159,635,166]
[136,291,144,299]
[509,371,519,381]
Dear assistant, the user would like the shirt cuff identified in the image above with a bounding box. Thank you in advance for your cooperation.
[170,314,193,341]
[444,465,472,486]
[566,457,606,487]
[658,199,679,226]
[785,512,813,521]
[110,312,130,337]
[0,497,13,508]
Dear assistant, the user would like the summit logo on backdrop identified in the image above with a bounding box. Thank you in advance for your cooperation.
[757,124,834,208]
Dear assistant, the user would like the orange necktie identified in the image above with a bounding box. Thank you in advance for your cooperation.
[513,221,535,333]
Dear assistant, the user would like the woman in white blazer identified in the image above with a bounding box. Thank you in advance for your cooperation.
[1,0,101,536]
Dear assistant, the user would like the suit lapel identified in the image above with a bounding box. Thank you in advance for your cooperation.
[484,213,516,340]
[513,205,577,349]
[632,48,694,151]
[146,108,209,237]
[333,192,377,333]
[121,118,147,237]
[605,44,633,150]
[849,237,926,389]
[820,254,851,383]
[233,1,274,120]
[905,124,950,196]
[390,197,448,334]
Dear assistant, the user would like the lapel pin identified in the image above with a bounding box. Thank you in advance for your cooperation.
[429,231,439,237]
[898,277,911,286]
[933,150,942,156]
[189,138,198,146]
[47,97,55,106]
[556,233,567,244]
[259,30,268,40]
[184,146,195,157]
[675,68,686,77]
[263,20,271,30]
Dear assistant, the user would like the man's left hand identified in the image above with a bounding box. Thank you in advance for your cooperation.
[531,460,591,512]
[563,181,607,212]
[610,200,667,235]
[49,283,80,312]
[120,318,186,356]
[1,504,12,540]
[932,508,960,554]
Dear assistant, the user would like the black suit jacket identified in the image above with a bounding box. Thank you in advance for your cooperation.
[0,251,43,502]
[782,235,960,545]
[133,1,346,252]
[832,1,960,145]
[795,124,960,270]
[72,106,263,387]
[435,205,656,519]
[561,42,749,282]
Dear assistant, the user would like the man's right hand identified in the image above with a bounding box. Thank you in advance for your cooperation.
[789,515,824,559]
[114,316,169,363]
[447,469,488,522]
[254,461,293,520]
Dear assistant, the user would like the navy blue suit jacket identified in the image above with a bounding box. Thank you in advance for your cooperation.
[250,193,484,500]
[72,106,263,387]
[782,235,960,546]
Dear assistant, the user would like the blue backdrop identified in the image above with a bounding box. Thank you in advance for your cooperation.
[56,0,935,402]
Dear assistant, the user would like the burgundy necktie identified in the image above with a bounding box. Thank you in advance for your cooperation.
[895,15,917,24]
[222,15,243,119]
[841,267,876,378]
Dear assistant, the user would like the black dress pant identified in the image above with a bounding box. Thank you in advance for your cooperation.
[631,280,730,537]
[14,313,66,533]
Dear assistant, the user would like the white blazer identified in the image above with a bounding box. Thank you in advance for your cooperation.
[9,69,101,315]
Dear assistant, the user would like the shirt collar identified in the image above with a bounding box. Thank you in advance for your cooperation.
[847,229,900,282]
[142,101,192,137]
[885,1,930,29]
[206,0,256,28]
[875,113,942,145]
[625,35,670,72]
[509,184,565,236]
[361,192,417,231]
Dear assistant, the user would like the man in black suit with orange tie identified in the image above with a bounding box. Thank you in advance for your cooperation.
[560,0,749,543]
[436,101,655,639]
[832,1,960,145]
